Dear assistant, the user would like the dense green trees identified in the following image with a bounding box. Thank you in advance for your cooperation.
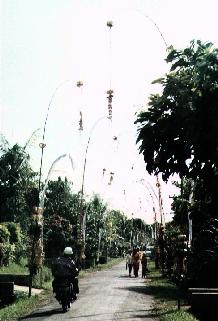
[0,138,37,230]
[0,137,150,268]
[136,40,218,182]
[44,177,76,221]
[0,222,25,266]
[136,40,218,286]
[43,177,79,258]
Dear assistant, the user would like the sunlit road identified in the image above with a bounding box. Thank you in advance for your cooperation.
[20,260,158,321]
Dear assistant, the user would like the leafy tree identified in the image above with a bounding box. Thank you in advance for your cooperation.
[85,195,107,263]
[0,224,10,243]
[44,214,74,258]
[44,177,77,223]
[171,179,193,230]
[136,40,218,182]
[0,142,37,230]
[135,40,218,286]
[43,177,79,258]
[0,223,23,266]
[135,40,218,228]
[131,218,149,249]
[4,222,22,244]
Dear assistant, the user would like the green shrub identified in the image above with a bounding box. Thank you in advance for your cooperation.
[2,243,15,266]
[14,235,27,264]
[4,222,21,243]
[32,266,53,289]
[0,225,10,243]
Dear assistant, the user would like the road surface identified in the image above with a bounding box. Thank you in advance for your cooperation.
[19,260,158,321]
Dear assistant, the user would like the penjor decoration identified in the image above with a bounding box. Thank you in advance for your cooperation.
[106,20,113,120]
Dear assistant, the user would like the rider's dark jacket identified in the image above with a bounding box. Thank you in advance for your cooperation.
[51,256,78,280]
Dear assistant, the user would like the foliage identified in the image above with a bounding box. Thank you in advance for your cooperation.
[85,194,107,262]
[105,209,126,256]
[135,40,218,182]
[4,222,22,243]
[0,223,26,266]
[164,221,182,242]
[14,234,28,264]
[0,243,15,266]
[0,135,150,268]
[83,195,150,262]
[0,142,37,231]
[187,217,218,287]
[44,214,74,258]
[147,262,198,321]
[171,178,193,230]
[32,265,53,288]
[42,177,80,258]
[0,224,11,266]
[0,224,10,243]
[136,40,218,287]
[0,259,28,274]
[44,177,77,222]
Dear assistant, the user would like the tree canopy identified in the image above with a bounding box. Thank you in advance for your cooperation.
[136,40,218,287]
[135,40,218,182]
[0,140,37,229]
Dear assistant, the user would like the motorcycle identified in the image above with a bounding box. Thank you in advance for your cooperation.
[54,279,75,312]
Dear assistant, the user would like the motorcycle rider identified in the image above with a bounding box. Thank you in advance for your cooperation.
[51,247,79,300]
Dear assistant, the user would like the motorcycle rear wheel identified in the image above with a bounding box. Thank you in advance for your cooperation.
[62,302,68,313]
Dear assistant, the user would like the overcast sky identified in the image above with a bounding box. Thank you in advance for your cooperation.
[1,0,218,223]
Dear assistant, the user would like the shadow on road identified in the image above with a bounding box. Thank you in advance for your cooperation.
[118,282,179,301]
[18,308,63,320]
[68,308,158,320]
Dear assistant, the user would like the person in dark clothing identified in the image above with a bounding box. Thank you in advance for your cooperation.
[126,249,133,277]
[51,247,79,300]
[141,252,148,278]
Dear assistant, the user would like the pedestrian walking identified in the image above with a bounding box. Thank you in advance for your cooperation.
[141,252,147,278]
[126,249,133,277]
[132,248,140,277]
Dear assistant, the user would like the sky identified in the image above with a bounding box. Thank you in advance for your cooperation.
[1,0,218,224]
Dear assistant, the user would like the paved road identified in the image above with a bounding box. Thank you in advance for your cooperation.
[19,260,158,321]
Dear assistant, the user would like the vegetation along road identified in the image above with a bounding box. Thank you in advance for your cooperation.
[20,260,157,321]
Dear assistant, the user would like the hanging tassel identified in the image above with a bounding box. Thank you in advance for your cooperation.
[77,81,84,131]
[106,89,113,120]
[79,111,83,131]
[108,172,114,185]
[107,21,113,29]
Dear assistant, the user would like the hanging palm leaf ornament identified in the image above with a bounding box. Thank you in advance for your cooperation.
[76,80,84,131]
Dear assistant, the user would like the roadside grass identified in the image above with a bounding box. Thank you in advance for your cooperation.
[146,261,199,321]
[0,259,28,274]
[0,257,124,320]
[0,291,50,321]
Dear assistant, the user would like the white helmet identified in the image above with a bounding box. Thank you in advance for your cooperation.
[63,247,73,255]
